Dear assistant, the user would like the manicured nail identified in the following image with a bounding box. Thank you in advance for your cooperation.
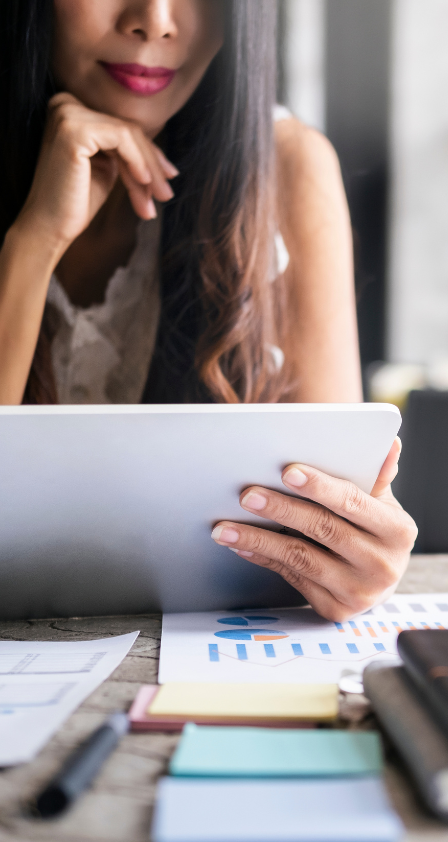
[147,198,157,218]
[283,467,308,488]
[241,492,267,511]
[229,548,254,558]
[164,182,175,200]
[211,525,240,544]
[154,147,180,177]
[166,162,180,178]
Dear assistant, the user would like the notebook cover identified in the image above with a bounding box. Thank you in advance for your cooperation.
[397,629,448,734]
[169,724,383,778]
[364,661,448,820]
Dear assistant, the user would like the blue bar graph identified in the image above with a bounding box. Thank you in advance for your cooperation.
[264,644,275,658]
[346,643,359,654]
[319,643,331,654]
[374,643,385,652]
[291,644,303,657]
[208,644,219,662]
[236,644,248,660]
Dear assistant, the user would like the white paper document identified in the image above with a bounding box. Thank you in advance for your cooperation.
[159,595,448,684]
[0,631,139,766]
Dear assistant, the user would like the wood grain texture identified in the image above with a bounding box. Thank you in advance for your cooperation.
[0,555,446,842]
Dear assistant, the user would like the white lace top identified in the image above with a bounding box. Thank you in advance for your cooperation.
[48,107,292,405]
[47,216,161,404]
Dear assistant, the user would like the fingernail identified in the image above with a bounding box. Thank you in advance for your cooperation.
[229,548,254,558]
[283,467,308,488]
[154,147,180,177]
[241,492,267,511]
[166,162,180,178]
[211,526,240,544]
[164,183,175,200]
[148,198,157,219]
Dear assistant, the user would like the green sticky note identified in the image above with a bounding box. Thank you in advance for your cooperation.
[169,725,383,778]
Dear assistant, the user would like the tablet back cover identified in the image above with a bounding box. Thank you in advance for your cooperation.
[0,404,400,618]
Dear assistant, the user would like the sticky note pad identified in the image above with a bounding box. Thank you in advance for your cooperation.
[129,686,314,732]
[169,724,383,778]
[152,778,403,842]
[148,683,338,723]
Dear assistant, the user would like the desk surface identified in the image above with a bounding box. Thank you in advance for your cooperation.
[0,555,447,842]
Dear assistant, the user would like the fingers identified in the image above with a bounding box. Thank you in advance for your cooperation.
[238,487,371,566]
[130,132,177,203]
[209,443,417,621]
[48,94,178,215]
[211,514,412,619]
[211,521,365,603]
[371,437,402,498]
[211,521,385,618]
[116,158,157,220]
[240,554,360,623]
[239,475,416,565]
[280,462,403,541]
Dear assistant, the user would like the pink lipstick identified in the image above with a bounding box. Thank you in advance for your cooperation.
[100,63,176,95]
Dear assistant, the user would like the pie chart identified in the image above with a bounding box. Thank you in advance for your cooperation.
[217,616,279,626]
[214,628,289,641]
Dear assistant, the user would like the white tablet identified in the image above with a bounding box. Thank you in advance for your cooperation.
[0,403,401,619]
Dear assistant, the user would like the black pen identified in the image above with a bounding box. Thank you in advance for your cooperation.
[34,712,129,818]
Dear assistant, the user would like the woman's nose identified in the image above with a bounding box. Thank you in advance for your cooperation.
[117,0,177,42]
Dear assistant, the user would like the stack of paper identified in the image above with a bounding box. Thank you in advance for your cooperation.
[0,632,139,766]
[149,598,412,841]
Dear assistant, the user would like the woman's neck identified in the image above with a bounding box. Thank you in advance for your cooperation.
[55,181,139,308]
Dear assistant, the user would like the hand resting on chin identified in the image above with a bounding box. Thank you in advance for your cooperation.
[211,438,417,622]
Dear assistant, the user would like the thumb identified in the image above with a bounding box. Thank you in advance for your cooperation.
[371,436,402,498]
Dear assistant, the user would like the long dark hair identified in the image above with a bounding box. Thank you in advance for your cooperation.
[0,0,293,404]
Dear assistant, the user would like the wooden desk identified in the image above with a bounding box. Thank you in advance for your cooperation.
[0,555,447,842]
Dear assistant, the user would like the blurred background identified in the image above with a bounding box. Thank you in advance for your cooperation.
[277,0,448,552]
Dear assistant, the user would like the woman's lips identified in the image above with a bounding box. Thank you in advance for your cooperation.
[100,62,176,95]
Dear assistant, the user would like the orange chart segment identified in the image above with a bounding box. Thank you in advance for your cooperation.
[253,635,288,641]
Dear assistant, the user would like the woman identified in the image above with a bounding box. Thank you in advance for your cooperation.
[0,0,416,620]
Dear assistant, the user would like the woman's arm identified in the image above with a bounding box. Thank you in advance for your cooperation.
[0,223,66,405]
[212,121,416,620]
[276,117,362,403]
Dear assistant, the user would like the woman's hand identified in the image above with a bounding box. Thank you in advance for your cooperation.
[17,92,178,251]
[211,438,418,621]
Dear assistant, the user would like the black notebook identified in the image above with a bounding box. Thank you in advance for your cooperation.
[397,629,448,735]
[364,661,448,821]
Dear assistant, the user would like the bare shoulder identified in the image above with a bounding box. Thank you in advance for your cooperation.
[275,116,341,188]
[274,117,361,404]
[274,116,349,241]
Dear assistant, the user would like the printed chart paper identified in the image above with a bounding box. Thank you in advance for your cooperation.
[0,631,139,765]
[159,595,448,684]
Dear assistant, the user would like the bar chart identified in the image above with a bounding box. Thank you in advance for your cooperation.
[159,594,448,684]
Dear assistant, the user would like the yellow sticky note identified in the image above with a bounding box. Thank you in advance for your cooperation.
[148,683,338,722]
